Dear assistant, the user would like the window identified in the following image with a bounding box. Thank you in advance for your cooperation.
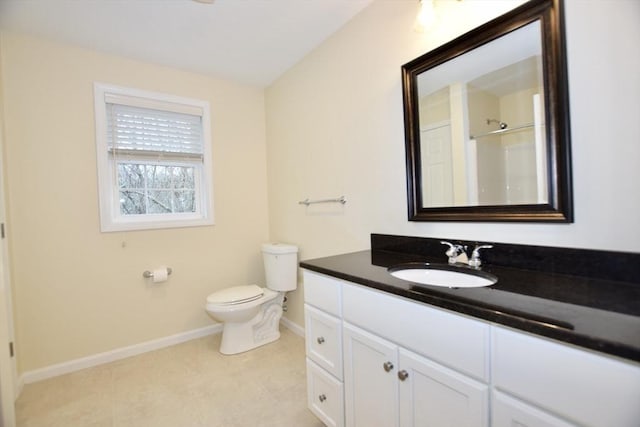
[94,83,213,232]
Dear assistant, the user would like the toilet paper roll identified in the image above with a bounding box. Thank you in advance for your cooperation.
[152,267,169,283]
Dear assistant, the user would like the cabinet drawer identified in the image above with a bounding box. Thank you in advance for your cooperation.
[303,270,342,316]
[305,304,343,379]
[342,282,489,382]
[492,391,577,427]
[307,359,344,427]
[492,326,640,427]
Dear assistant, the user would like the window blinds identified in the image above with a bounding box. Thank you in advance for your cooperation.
[106,103,204,160]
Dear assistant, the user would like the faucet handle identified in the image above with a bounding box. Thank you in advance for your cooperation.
[469,244,493,268]
[441,241,466,264]
[440,241,454,254]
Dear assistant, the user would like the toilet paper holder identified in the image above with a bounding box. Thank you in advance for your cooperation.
[142,267,172,278]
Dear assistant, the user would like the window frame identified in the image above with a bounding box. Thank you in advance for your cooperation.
[94,83,214,232]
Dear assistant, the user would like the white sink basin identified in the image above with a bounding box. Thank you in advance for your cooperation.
[388,263,497,288]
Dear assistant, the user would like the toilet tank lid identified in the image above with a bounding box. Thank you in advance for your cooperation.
[262,243,298,254]
[206,285,263,305]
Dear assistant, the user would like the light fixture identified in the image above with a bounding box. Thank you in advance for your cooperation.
[415,0,436,32]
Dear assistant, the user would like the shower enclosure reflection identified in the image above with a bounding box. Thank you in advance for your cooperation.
[418,21,547,208]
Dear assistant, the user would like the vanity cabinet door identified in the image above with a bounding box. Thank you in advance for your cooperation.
[343,322,399,427]
[398,348,488,427]
[492,326,640,427]
[492,391,577,427]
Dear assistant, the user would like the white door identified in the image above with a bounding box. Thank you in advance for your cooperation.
[0,135,16,426]
[0,239,16,427]
[420,122,453,207]
[493,391,577,427]
[343,323,398,427]
[398,348,488,427]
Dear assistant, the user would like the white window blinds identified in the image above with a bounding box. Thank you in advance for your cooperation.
[106,102,204,160]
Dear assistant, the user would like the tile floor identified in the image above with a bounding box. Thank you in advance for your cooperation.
[16,328,324,427]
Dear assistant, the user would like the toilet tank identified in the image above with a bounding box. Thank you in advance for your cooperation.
[262,243,298,291]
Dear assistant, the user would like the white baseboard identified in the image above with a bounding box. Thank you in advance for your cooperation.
[281,317,305,337]
[20,324,222,385]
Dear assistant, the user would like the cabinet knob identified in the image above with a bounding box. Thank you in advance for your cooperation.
[397,370,409,381]
[318,394,327,403]
[383,361,394,372]
[317,336,325,344]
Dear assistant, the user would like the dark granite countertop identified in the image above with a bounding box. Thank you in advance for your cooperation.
[300,245,640,363]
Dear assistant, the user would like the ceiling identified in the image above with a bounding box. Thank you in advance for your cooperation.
[0,0,374,87]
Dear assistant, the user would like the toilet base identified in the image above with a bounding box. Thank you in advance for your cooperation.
[219,296,284,355]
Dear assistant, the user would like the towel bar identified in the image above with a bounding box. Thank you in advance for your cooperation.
[298,196,347,206]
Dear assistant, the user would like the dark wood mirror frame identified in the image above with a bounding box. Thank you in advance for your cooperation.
[401,0,573,222]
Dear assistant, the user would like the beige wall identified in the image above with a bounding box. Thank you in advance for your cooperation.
[0,33,270,372]
[467,84,503,204]
[267,0,640,327]
[419,87,450,126]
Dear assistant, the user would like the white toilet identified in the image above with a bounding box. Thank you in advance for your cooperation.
[205,243,298,355]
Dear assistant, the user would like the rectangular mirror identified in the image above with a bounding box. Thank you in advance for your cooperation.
[402,0,573,222]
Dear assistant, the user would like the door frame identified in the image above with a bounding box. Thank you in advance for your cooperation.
[0,108,17,427]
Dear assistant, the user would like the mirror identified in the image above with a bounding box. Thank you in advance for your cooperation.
[401,0,572,222]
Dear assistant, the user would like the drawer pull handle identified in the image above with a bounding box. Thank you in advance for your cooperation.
[398,370,409,381]
[383,361,394,372]
[318,394,327,403]
[317,337,325,344]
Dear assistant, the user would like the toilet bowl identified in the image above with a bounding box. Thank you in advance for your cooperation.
[205,243,298,355]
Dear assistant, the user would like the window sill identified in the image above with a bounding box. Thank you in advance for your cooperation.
[100,215,214,232]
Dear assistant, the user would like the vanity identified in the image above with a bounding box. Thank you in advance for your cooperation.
[301,234,640,427]
[300,1,639,425]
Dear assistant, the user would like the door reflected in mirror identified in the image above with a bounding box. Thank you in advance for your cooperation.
[402,0,572,222]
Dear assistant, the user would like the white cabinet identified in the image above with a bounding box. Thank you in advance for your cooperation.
[492,326,640,427]
[302,270,640,427]
[343,322,487,427]
[341,279,489,382]
[343,322,399,427]
[398,348,487,427]
[304,272,345,427]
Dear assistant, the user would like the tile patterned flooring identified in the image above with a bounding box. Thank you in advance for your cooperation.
[16,328,324,427]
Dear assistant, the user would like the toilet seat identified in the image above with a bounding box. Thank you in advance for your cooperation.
[206,285,264,306]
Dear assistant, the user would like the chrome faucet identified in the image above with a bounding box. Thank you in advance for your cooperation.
[469,245,493,268]
[440,241,467,264]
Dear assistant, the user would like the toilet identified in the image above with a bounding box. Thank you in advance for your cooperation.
[205,243,298,355]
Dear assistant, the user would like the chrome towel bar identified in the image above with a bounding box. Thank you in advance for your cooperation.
[298,196,347,206]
